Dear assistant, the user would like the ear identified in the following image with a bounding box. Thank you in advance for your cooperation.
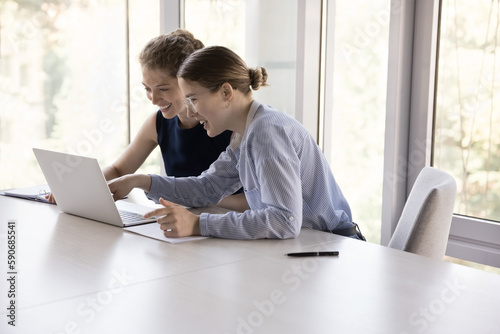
[220,82,234,102]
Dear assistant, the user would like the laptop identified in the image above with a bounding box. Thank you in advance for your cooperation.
[33,148,157,227]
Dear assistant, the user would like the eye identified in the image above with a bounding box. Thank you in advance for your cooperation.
[160,88,169,92]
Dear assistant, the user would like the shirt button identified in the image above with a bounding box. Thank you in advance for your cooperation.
[289,216,294,221]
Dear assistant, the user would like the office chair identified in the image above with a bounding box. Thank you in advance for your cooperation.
[388,166,457,260]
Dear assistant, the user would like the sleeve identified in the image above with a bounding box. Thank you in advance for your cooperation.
[199,128,304,240]
[146,148,242,207]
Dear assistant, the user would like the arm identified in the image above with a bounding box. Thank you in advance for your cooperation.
[147,128,304,239]
[107,173,152,201]
[200,154,303,239]
[217,193,249,212]
[141,149,243,238]
[145,154,303,240]
[215,132,250,212]
[103,112,158,180]
[147,148,242,207]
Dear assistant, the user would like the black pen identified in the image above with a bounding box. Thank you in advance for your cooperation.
[286,251,339,257]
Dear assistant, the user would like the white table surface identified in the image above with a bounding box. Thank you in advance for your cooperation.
[1,191,499,334]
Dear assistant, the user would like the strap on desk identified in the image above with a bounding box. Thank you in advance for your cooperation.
[331,223,366,241]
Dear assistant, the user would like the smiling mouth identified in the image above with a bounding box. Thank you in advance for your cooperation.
[159,103,172,110]
[199,120,206,125]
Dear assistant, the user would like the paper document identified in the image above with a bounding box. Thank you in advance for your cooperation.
[124,223,208,244]
[1,185,53,204]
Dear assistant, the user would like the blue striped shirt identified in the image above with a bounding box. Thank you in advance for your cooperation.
[147,100,352,239]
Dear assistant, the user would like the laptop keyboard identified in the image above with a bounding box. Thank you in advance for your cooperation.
[119,210,147,223]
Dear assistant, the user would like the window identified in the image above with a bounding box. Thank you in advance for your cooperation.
[391,0,500,268]
[434,0,500,223]
[0,0,159,190]
[323,0,390,244]
[129,0,161,174]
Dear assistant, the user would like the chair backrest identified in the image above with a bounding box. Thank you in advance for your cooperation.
[388,166,457,260]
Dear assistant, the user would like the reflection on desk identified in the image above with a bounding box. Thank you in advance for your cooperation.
[0,192,499,334]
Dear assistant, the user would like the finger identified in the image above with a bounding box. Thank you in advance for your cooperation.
[143,210,155,219]
[144,207,169,219]
[45,193,56,203]
[158,219,176,234]
[163,229,174,238]
[107,182,116,194]
[111,192,121,202]
[159,198,178,207]
[145,199,177,218]
[162,227,180,238]
[158,221,172,231]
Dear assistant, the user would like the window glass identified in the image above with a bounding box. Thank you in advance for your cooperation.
[129,0,161,174]
[0,0,159,189]
[184,0,297,117]
[434,0,500,222]
[324,0,390,244]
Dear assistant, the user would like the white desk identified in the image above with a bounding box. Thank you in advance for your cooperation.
[1,193,499,334]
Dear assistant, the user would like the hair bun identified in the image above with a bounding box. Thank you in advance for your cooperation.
[249,66,268,90]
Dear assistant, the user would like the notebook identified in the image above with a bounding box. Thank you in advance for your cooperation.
[32,148,157,227]
[1,185,52,204]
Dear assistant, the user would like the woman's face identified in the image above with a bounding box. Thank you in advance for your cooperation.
[142,67,185,119]
[178,78,229,137]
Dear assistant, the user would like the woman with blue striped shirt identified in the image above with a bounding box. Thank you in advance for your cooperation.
[108,46,364,240]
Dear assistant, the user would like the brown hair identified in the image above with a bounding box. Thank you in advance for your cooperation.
[177,46,268,95]
[139,29,204,76]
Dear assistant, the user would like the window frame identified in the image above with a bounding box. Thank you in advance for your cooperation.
[160,0,181,33]
[382,0,500,267]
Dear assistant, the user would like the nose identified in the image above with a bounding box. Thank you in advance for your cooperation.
[150,91,161,105]
[186,105,197,118]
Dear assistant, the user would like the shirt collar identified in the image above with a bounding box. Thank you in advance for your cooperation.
[230,100,260,150]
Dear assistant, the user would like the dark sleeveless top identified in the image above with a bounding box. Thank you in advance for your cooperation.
[156,111,232,177]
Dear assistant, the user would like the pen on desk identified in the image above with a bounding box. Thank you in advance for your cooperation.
[286,251,339,257]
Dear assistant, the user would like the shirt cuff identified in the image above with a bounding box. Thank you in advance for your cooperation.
[199,212,210,236]
[145,174,161,203]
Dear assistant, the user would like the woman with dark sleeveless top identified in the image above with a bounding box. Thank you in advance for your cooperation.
[101,30,248,212]
[156,112,231,177]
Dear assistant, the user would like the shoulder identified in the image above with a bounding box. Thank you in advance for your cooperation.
[249,103,306,140]
[244,103,309,156]
[253,103,299,126]
[121,111,159,154]
[136,111,160,142]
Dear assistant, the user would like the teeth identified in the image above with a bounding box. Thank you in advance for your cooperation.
[200,121,206,125]
[159,104,171,109]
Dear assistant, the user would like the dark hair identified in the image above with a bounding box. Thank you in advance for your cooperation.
[177,46,268,95]
[139,29,204,76]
